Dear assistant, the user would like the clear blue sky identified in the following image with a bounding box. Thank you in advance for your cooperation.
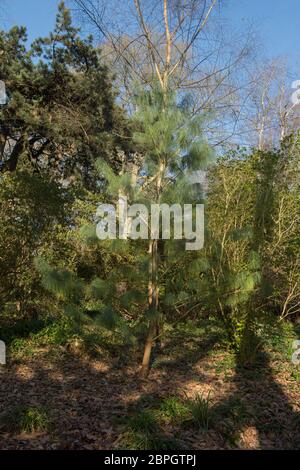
[1,0,60,43]
[1,0,299,69]
[229,0,300,69]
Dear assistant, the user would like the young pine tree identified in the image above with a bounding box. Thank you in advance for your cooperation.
[97,85,212,377]
[35,85,211,376]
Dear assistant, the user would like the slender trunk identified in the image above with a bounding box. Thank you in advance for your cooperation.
[140,145,165,378]
[140,319,156,378]
[156,320,165,351]
[140,238,159,378]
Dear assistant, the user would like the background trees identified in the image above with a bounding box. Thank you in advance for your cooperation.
[0,2,130,183]
[0,2,132,328]
[71,0,257,148]
[0,172,73,315]
[199,136,300,359]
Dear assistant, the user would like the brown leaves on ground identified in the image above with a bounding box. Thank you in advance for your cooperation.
[0,344,299,450]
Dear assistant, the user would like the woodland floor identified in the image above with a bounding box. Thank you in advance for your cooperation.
[0,319,299,450]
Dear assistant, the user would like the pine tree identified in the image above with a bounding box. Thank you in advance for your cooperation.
[31,78,211,376]
[96,84,212,376]
[0,2,130,185]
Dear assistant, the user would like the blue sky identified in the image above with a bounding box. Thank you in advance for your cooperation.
[1,0,60,42]
[229,0,300,68]
[1,0,299,69]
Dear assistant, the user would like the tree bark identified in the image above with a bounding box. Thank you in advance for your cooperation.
[140,238,159,378]
[140,156,164,378]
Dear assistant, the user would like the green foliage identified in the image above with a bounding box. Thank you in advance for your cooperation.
[198,138,300,353]
[185,392,211,430]
[0,172,73,313]
[0,406,52,434]
[0,1,132,333]
[119,409,183,450]
[35,258,84,303]
[34,255,140,350]
[119,429,180,450]
[0,1,130,181]
[236,327,262,367]
[159,397,190,424]
[8,316,80,355]
[127,410,157,434]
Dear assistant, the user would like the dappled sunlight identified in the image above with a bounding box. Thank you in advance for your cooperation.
[0,326,299,450]
[239,426,260,449]
[14,365,35,381]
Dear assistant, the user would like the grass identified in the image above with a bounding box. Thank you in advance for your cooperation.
[159,397,190,424]
[119,430,182,450]
[118,410,183,450]
[127,410,157,434]
[118,392,212,450]
[0,405,53,434]
[185,392,211,430]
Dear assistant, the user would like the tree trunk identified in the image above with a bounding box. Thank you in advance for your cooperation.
[140,159,164,378]
[140,238,158,378]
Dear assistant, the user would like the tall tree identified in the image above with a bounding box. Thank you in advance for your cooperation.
[0,2,130,186]
[72,0,253,147]
[95,84,211,376]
